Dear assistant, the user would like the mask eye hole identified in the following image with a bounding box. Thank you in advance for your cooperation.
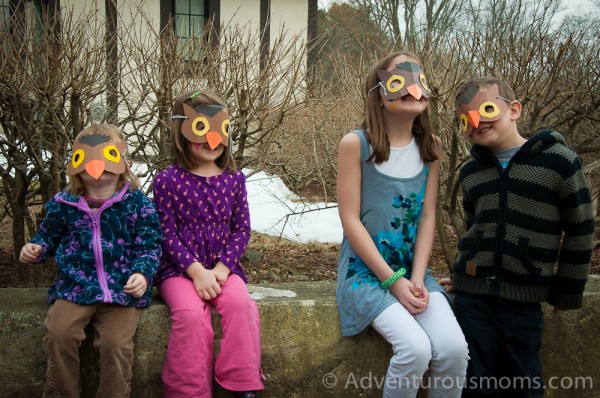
[103,145,121,163]
[479,101,500,118]
[386,75,405,93]
[192,116,209,136]
[460,114,469,132]
[222,119,230,137]
[71,149,85,168]
[419,74,430,91]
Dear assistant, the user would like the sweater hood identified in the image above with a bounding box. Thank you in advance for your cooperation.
[471,129,567,159]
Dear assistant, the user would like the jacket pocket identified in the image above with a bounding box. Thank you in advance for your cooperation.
[454,231,484,275]
[518,237,542,276]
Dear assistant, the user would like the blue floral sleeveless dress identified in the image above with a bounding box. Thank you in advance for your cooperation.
[336,130,444,336]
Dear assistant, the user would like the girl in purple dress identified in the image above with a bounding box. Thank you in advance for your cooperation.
[152,90,263,398]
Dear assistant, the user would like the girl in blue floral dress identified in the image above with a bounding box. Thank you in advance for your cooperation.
[336,52,468,398]
[20,124,162,397]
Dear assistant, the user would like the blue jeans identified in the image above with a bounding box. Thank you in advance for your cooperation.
[454,291,544,398]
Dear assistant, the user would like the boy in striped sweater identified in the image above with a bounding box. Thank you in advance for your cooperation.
[450,77,594,397]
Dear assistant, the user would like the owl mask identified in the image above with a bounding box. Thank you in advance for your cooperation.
[176,103,231,150]
[455,84,511,138]
[66,134,127,179]
[375,61,430,101]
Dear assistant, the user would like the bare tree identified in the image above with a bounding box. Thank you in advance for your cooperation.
[427,0,600,270]
[0,3,109,285]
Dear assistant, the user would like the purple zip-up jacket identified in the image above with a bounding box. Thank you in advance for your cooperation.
[30,184,162,308]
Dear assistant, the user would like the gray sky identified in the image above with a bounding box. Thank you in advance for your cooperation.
[318,0,597,16]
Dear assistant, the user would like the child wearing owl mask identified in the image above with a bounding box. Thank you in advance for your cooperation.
[335,52,469,397]
[444,77,594,396]
[19,124,162,397]
[152,90,263,398]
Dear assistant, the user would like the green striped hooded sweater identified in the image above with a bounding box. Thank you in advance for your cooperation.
[452,130,594,309]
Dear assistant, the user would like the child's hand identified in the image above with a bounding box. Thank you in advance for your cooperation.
[124,273,148,298]
[187,262,222,300]
[390,278,428,315]
[437,277,454,293]
[410,278,430,304]
[212,261,231,286]
[20,243,42,263]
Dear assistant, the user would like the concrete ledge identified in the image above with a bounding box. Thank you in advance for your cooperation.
[1,277,599,397]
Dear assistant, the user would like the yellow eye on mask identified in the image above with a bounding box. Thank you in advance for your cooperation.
[103,145,121,163]
[71,149,85,168]
[222,119,230,137]
[479,101,501,118]
[386,75,405,93]
[192,116,210,136]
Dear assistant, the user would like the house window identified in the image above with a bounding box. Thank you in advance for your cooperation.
[174,0,206,40]
[1,0,10,30]
[2,0,50,37]
[173,0,207,60]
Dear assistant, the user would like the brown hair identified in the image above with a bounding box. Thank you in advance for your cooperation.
[362,51,440,164]
[455,77,516,106]
[69,124,139,195]
[170,90,237,171]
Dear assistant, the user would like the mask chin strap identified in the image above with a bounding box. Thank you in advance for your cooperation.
[368,81,387,96]
[228,120,235,157]
[170,115,188,120]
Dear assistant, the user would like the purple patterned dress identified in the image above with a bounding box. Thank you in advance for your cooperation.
[152,164,251,284]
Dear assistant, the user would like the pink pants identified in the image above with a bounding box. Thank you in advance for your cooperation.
[158,274,264,397]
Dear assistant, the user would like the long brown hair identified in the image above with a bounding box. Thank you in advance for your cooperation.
[362,52,440,163]
[170,90,237,171]
[69,124,139,195]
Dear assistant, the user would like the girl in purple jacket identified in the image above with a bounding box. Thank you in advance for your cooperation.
[20,124,162,397]
[152,90,263,398]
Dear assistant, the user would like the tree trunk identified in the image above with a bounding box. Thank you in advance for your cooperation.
[436,193,454,273]
[11,166,33,286]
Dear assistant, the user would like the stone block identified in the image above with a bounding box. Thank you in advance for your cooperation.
[0,277,598,397]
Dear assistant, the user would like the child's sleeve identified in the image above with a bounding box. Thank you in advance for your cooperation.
[30,197,67,262]
[129,194,162,282]
[218,172,251,271]
[152,173,198,271]
[550,154,595,309]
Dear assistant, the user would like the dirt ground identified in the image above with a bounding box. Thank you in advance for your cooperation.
[1,230,598,288]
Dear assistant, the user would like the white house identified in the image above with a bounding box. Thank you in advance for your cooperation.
[0,0,318,148]
[1,0,318,73]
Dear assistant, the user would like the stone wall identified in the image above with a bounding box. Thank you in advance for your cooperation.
[1,277,599,397]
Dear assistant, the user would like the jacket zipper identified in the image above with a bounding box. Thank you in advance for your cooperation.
[492,171,507,295]
[90,186,129,301]
[490,152,518,295]
[91,211,111,302]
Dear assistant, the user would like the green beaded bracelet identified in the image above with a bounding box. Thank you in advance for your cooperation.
[381,268,407,289]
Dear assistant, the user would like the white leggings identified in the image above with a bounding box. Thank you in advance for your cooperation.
[371,292,469,398]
